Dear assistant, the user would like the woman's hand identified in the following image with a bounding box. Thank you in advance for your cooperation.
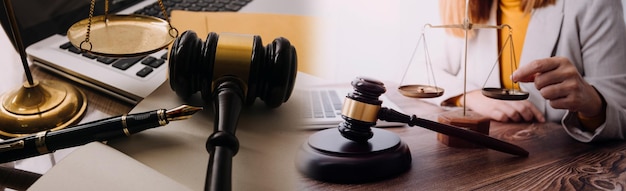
[463,90,545,123]
[511,57,603,118]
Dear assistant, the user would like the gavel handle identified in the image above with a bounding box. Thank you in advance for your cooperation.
[205,81,243,191]
[378,107,529,157]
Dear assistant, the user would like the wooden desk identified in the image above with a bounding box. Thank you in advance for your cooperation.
[298,85,626,190]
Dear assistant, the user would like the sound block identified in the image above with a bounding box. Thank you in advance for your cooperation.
[437,110,490,148]
[296,128,411,183]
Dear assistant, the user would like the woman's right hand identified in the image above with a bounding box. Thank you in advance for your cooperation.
[462,90,545,123]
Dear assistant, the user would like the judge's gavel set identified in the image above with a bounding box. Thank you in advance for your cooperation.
[168,30,297,191]
[168,30,528,189]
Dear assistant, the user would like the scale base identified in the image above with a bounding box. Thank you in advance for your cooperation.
[0,80,87,138]
[296,128,411,183]
[437,110,490,148]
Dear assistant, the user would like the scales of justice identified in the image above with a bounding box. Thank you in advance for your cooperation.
[0,0,176,137]
[296,0,530,184]
[397,0,529,147]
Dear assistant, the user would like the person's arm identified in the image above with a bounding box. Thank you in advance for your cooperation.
[513,0,626,142]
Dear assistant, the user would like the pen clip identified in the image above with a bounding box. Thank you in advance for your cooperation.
[0,140,25,152]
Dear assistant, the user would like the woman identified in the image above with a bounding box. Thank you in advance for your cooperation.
[432,0,626,142]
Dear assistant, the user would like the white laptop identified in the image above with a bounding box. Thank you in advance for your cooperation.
[9,0,266,104]
[299,88,406,129]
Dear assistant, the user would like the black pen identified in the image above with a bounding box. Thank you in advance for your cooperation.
[0,105,202,163]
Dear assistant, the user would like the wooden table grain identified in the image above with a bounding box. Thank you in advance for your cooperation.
[297,84,626,191]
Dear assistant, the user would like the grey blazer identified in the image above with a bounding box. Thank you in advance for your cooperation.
[432,0,626,142]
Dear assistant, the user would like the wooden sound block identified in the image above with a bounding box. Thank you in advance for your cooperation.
[296,128,412,183]
[437,110,490,148]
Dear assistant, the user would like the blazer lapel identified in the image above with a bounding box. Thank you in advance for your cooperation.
[519,0,564,114]
[520,0,564,66]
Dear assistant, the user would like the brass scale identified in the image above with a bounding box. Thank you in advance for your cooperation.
[67,0,179,57]
[70,0,528,101]
[397,1,529,109]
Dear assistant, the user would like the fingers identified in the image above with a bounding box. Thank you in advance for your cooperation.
[507,101,545,123]
[512,57,563,83]
[484,101,544,123]
[465,92,545,123]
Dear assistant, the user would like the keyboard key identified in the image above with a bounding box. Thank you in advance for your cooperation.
[136,67,154,77]
[112,57,144,70]
[224,4,242,11]
[320,91,336,118]
[68,46,82,54]
[141,56,166,68]
[59,42,73,49]
[82,53,97,59]
[311,91,324,118]
[133,0,250,19]
[97,57,117,65]
[188,6,202,11]
[141,56,157,65]
[232,0,249,6]
[329,90,343,112]
[149,59,165,68]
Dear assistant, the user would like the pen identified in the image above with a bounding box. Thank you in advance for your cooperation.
[0,105,202,163]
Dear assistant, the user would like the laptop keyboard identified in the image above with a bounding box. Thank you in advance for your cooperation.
[135,0,253,17]
[59,42,168,78]
[303,90,344,119]
[57,0,253,79]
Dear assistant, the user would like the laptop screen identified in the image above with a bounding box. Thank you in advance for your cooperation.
[0,0,140,47]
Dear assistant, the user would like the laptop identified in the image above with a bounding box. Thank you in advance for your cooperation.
[1,0,268,104]
[299,88,406,129]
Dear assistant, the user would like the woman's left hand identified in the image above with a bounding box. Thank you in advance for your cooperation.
[511,57,603,118]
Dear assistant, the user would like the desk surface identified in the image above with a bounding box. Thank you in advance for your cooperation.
[299,84,626,190]
[98,75,626,190]
[7,52,626,191]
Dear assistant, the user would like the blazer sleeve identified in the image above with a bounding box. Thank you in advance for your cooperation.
[561,0,626,142]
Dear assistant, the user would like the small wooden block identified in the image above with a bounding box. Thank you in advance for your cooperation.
[437,110,490,148]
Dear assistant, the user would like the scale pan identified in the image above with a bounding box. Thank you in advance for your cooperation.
[67,14,176,57]
[398,85,444,98]
[482,88,529,100]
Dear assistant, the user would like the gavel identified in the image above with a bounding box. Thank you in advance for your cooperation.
[168,30,297,191]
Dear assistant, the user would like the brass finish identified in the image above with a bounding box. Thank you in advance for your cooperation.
[157,109,167,126]
[398,28,444,99]
[121,115,130,136]
[341,98,381,123]
[67,14,176,57]
[398,85,444,98]
[480,27,528,101]
[69,0,177,57]
[482,88,529,100]
[212,33,254,94]
[35,131,49,154]
[0,140,24,152]
[0,80,87,138]
[165,105,203,121]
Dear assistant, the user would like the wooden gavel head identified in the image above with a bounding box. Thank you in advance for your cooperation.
[338,77,386,142]
[168,30,297,108]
